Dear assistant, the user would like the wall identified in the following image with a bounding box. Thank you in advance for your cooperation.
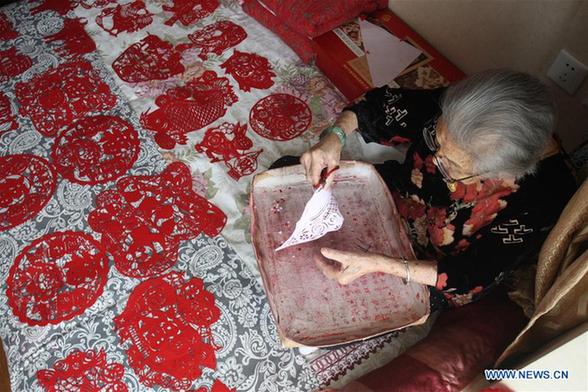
[388,0,588,151]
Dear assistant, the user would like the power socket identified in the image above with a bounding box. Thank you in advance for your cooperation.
[547,49,588,95]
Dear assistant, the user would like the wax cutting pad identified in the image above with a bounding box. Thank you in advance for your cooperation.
[251,161,430,347]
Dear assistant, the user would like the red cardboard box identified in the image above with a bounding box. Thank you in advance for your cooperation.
[313,9,465,102]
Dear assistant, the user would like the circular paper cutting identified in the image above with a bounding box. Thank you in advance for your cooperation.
[249,93,312,141]
[51,115,140,185]
[7,231,110,326]
[0,154,56,232]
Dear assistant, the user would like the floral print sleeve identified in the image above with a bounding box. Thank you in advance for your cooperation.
[345,86,444,145]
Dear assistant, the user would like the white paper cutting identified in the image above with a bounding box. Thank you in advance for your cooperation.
[276,187,344,251]
[359,19,423,87]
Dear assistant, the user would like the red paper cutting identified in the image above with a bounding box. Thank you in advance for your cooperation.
[249,93,312,141]
[0,154,56,232]
[0,47,32,83]
[0,13,17,40]
[195,122,262,180]
[96,1,153,37]
[88,162,227,278]
[115,271,220,390]
[0,92,17,134]
[44,18,96,58]
[162,0,219,26]
[37,349,128,392]
[140,70,238,149]
[15,60,117,137]
[51,115,140,185]
[30,0,78,15]
[220,50,275,92]
[112,35,185,83]
[180,20,247,61]
[6,231,110,326]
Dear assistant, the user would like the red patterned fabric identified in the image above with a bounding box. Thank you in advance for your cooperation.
[44,18,96,58]
[178,20,247,61]
[0,13,17,40]
[0,154,56,232]
[140,71,238,149]
[221,50,275,92]
[162,0,219,26]
[37,349,127,392]
[96,0,153,37]
[249,93,312,141]
[0,47,32,83]
[195,122,263,180]
[115,272,220,390]
[0,92,17,134]
[7,231,110,326]
[88,162,227,278]
[242,0,315,63]
[15,60,117,137]
[260,0,387,38]
[51,115,140,185]
[112,35,185,83]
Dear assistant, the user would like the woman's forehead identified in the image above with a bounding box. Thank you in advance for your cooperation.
[437,121,473,163]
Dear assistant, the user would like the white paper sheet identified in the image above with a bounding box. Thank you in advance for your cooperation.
[276,187,344,251]
[359,19,423,87]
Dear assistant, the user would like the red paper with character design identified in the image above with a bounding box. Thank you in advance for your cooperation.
[178,20,247,60]
[140,70,238,149]
[115,272,220,390]
[7,231,110,326]
[0,13,17,40]
[0,154,56,232]
[88,162,227,278]
[44,18,96,58]
[195,122,262,180]
[51,115,140,185]
[112,35,185,83]
[0,47,32,83]
[221,50,275,92]
[37,349,127,392]
[15,60,117,137]
[30,0,78,15]
[163,0,219,26]
[249,93,312,141]
[96,0,153,37]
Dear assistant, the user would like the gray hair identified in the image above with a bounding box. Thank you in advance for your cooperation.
[440,69,555,178]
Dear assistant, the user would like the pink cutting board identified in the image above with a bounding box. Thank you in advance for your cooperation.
[251,161,429,347]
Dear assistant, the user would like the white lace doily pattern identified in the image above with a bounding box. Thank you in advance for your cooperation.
[276,188,344,251]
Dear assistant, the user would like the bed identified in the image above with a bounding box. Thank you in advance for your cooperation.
[0,1,450,390]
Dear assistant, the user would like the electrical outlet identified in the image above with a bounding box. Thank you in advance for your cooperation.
[547,49,588,95]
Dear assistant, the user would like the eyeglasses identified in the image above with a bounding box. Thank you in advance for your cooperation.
[422,121,479,191]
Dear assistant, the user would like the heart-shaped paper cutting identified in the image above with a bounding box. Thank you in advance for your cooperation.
[276,187,344,251]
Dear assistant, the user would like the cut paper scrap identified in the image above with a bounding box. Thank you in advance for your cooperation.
[359,18,422,87]
[276,187,344,251]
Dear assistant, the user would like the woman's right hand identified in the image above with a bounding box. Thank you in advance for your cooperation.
[300,133,343,186]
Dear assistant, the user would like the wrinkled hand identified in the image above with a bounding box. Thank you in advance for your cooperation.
[315,247,380,285]
[300,133,342,186]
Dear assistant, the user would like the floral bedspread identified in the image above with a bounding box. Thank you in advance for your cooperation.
[0,0,445,391]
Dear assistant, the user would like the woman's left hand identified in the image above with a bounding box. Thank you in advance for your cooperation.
[315,247,381,285]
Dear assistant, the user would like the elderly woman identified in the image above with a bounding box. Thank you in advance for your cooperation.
[293,69,576,310]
